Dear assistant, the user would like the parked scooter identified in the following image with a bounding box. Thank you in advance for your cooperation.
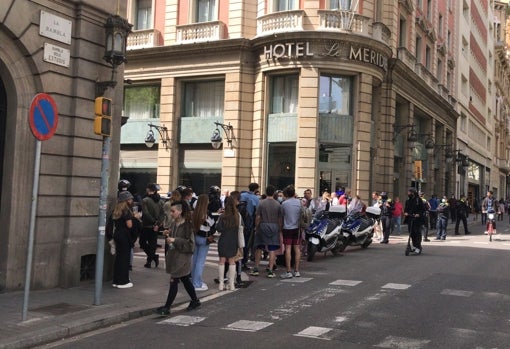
[340,206,381,249]
[305,205,347,261]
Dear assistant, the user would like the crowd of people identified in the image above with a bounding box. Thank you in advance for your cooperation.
[106,179,506,315]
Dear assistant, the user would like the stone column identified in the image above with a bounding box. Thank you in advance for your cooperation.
[296,66,319,195]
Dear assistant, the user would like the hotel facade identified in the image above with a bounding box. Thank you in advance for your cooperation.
[124,0,462,201]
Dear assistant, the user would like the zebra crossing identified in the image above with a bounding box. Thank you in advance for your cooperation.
[154,278,488,348]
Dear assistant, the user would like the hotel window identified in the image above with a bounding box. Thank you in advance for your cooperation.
[195,0,217,23]
[269,75,298,114]
[425,45,431,69]
[437,58,443,82]
[398,17,407,47]
[328,0,351,10]
[274,0,298,12]
[438,14,443,37]
[319,76,352,116]
[124,85,160,119]
[182,80,224,118]
[415,36,422,62]
[426,0,432,20]
[135,0,152,30]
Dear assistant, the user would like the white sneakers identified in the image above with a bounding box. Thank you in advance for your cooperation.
[195,283,208,291]
[115,282,133,289]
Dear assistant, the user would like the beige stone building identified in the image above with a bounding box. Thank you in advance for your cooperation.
[124,1,459,202]
[0,1,126,290]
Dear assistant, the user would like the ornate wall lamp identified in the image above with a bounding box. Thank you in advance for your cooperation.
[445,148,469,169]
[393,124,418,149]
[95,15,132,97]
[211,121,234,149]
[145,123,172,150]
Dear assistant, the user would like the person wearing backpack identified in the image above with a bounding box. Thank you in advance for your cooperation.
[141,183,165,268]
[240,183,260,269]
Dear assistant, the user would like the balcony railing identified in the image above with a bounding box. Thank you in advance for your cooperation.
[176,21,227,44]
[257,10,304,36]
[318,10,369,36]
[127,29,161,50]
[397,47,416,70]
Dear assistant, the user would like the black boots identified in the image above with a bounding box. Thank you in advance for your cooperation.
[144,254,159,268]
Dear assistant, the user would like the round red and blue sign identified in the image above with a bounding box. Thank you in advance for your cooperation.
[29,93,58,141]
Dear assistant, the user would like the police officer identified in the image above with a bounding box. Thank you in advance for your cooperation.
[404,188,427,254]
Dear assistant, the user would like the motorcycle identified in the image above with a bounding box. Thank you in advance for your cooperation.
[340,206,381,249]
[486,209,496,242]
[305,205,347,261]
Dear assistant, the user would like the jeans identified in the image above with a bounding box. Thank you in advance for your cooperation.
[392,216,401,235]
[191,235,210,288]
[436,216,448,239]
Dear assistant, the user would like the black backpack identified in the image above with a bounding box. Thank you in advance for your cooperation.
[238,201,254,231]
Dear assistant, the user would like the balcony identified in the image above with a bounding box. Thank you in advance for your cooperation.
[127,29,161,50]
[176,21,227,44]
[318,10,369,35]
[397,47,416,70]
[257,10,304,36]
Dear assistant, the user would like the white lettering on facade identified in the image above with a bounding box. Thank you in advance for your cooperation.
[349,46,387,70]
[264,42,314,60]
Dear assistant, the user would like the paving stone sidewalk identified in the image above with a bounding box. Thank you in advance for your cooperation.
[0,245,222,349]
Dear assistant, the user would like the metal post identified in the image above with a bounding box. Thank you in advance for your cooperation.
[94,135,110,305]
[22,140,42,321]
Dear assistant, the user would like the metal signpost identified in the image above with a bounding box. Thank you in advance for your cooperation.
[24,93,59,321]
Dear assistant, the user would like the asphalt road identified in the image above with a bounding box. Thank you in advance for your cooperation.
[39,230,510,349]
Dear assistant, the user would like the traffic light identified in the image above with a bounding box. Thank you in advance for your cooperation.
[414,160,422,180]
[94,97,112,136]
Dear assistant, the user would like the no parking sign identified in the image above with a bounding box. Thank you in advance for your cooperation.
[28,93,58,141]
[23,92,59,321]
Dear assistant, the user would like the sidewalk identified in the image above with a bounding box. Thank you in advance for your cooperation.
[0,244,223,349]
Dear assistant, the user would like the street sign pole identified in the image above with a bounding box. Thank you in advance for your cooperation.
[22,140,42,321]
[94,135,110,305]
[23,93,58,321]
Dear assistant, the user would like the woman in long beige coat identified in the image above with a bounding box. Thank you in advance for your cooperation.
[154,200,200,316]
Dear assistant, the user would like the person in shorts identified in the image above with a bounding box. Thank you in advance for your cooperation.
[249,185,282,278]
[280,185,302,279]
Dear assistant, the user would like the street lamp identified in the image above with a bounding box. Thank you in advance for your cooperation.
[393,124,417,149]
[93,14,131,307]
[144,123,172,150]
[95,15,132,97]
[211,121,234,149]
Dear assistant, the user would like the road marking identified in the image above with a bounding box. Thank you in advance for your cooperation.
[294,326,332,340]
[329,279,362,287]
[473,241,490,245]
[281,277,313,283]
[157,315,206,326]
[224,320,273,332]
[382,283,411,290]
[375,335,431,348]
[440,289,473,297]
[335,316,348,323]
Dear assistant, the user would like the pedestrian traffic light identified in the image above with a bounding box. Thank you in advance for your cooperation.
[94,97,112,136]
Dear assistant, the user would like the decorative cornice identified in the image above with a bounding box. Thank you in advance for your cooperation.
[398,0,414,13]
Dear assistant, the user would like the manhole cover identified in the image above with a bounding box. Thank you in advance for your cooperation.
[31,302,90,316]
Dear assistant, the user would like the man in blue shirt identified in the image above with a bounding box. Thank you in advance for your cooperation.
[240,183,260,268]
[428,194,439,232]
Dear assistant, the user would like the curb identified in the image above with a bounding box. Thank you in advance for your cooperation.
[0,306,160,349]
